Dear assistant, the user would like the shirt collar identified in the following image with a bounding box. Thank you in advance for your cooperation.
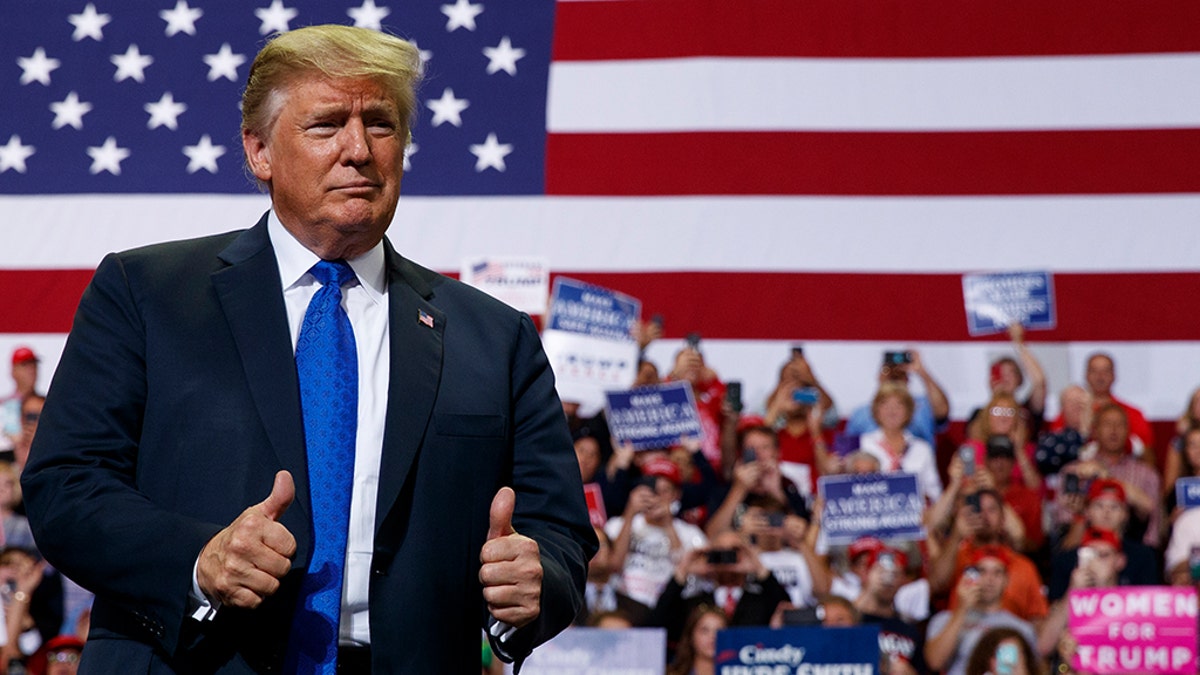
[267,210,387,305]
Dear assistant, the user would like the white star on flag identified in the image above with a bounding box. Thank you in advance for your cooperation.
[50,92,93,130]
[183,135,226,174]
[255,0,299,35]
[68,3,111,42]
[17,48,61,86]
[111,45,154,83]
[145,93,187,130]
[347,0,390,31]
[469,132,512,172]
[0,135,35,174]
[441,0,483,32]
[483,36,524,76]
[160,0,203,37]
[426,88,469,127]
[403,142,418,171]
[204,44,247,82]
[87,136,130,175]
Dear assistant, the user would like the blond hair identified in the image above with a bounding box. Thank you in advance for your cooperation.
[241,24,422,140]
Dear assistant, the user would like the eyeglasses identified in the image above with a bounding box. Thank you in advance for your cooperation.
[989,407,1017,418]
[48,651,80,664]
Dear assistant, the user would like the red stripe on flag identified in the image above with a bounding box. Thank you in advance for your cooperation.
[0,270,92,333]
[542,271,1200,342]
[553,0,1200,60]
[5,270,1199,343]
[546,129,1200,196]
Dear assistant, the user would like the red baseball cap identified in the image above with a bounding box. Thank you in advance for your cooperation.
[1087,478,1126,505]
[11,347,38,365]
[969,544,1011,568]
[848,536,885,562]
[1082,527,1123,552]
[640,457,681,486]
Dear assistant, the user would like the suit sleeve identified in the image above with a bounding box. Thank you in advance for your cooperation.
[487,314,599,664]
[21,253,223,655]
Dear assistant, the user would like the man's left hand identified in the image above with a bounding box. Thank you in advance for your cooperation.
[480,487,542,629]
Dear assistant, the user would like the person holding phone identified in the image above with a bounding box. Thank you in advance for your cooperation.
[763,352,838,496]
[666,339,728,474]
[856,382,943,504]
[842,349,951,447]
[965,626,1043,675]
[1036,528,1125,662]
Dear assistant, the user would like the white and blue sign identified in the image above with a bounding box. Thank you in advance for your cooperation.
[1176,477,1200,510]
[962,270,1056,336]
[519,626,666,675]
[818,473,925,545]
[543,277,641,410]
[715,625,879,675]
[605,381,704,451]
[546,277,640,341]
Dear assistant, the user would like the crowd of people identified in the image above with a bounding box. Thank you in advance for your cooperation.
[566,324,1200,675]
[3,325,1199,675]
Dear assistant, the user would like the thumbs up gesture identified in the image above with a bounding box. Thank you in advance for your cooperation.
[197,471,298,609]
[479,487,543,629]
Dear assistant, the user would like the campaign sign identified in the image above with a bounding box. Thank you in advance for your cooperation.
[519,626,666,675]
[543,277,641,410]
[962,271,1056,336]
[605,382,703,451]
[715,625,879,674]
[1175,477,1200,510]
[460,256,549,315]
[1068,586,1198,674]
[818,473,925,545]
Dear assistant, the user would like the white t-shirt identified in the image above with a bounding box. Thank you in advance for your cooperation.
[604,514,707,607]
[857,429,943,503]
[758,548,816,607]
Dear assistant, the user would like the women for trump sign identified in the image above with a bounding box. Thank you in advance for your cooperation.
[1068,586,1198,674]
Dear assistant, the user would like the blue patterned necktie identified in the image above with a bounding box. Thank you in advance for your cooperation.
[286,259,358,675]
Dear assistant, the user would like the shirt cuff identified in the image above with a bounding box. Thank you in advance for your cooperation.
[189,557,220,622]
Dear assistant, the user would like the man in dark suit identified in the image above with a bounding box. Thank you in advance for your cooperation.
[21,24,595,674]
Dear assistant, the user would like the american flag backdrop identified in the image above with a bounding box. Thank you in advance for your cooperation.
[2,0,1200,426]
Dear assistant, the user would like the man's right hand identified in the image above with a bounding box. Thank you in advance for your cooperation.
[197,470,297,609]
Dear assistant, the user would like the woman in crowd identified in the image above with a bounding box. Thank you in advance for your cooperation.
[856,383,942,503]
[971,393,1042,492]
[965,626,1044,675]
[666,605,727,675]
[1160,386,1200,498]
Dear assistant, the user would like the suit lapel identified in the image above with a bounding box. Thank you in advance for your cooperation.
[375,240,444,542]
[210,216,310,544]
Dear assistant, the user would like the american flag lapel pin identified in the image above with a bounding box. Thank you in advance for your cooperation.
[418,309,434,329]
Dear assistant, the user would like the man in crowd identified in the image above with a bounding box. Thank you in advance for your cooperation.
[22,25,594,673]
[925,546,1037,675]
[1035,385,1091,478]
[852,545,926,675]
[1037,528,1126,658]
[1059,353,1154,454]
[0,348,39,454]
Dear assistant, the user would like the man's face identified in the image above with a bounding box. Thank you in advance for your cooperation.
[1086,356,1115,396]
[1061,387,1089,429]
[864,555,902,601]
[10,361,36,392]
[974,557,1008,605]
[1094,409,1129,454]
[1080,543,1124,586]
[243,75,405,260]
[1085,495,1127,532]
[742,430,779,466]
[992,361,1022,394]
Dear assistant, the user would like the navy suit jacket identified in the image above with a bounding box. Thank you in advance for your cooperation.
[22,216,596,673]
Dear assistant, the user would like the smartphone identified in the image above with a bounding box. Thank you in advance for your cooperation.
[965,492,981,513]
[791,344,804,358]
[726,381,743,413]
[884,350,912,366]
[781,607,823,626]
[1078,546,1096,568]
[1064,473,1080,495]
[995,642,1019,675]
[742,447,757,463]
[706,549,738,565]
[767,512,785,527]
[1189,546,1200,582]
[685,332,701,349]
[963,566,981,582]
[958,445,976,476]
[637,476,658,491]
[792,387,820,405]
[650,313,664,328]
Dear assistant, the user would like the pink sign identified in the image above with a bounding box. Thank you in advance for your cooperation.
[1068,586,1198,674]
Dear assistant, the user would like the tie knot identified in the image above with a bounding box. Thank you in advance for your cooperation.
[310,259,355,288]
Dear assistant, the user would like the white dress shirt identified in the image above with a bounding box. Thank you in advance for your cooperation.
[191,213,388,646]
